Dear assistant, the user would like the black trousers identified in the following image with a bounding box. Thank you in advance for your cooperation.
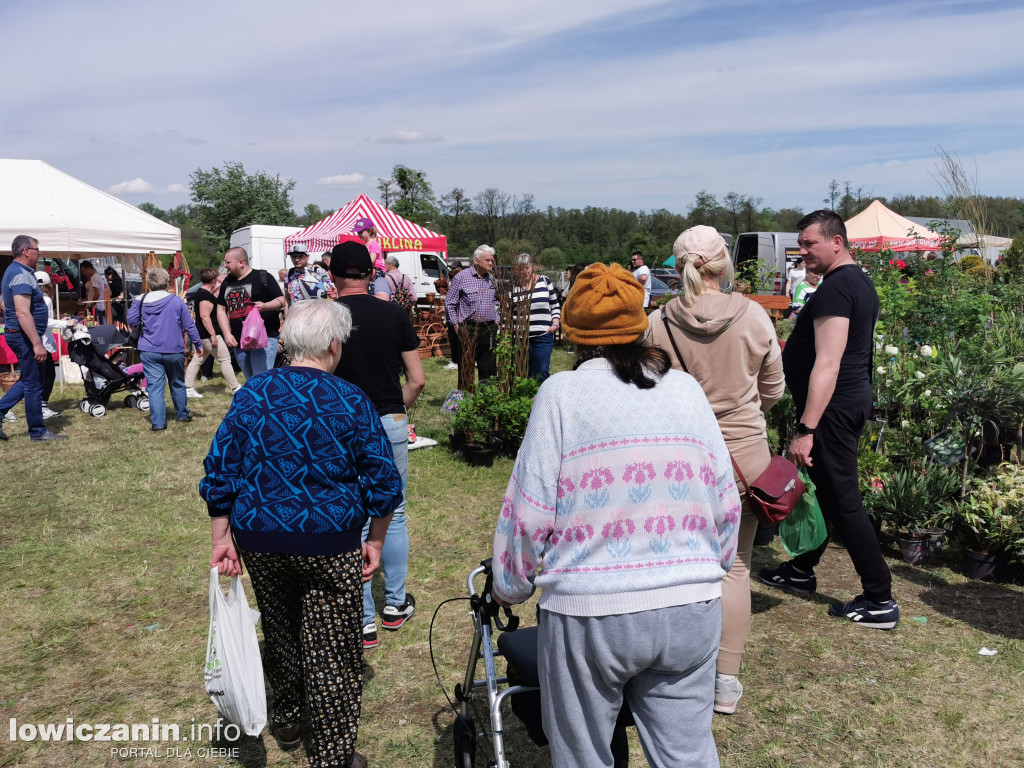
[41,357,56,403]
[465,321,497,381]
[791,401,893,602]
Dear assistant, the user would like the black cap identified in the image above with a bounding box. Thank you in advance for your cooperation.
[329,241,373,278]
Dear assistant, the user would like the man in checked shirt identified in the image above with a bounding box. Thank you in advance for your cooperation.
[445,244,499,382]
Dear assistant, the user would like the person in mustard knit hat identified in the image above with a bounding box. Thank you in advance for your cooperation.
[491,261,741,768]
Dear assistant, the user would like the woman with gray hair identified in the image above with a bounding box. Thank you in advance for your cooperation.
[201,299,401,768]
[647,225,784,714]
[511,253,560,381]
[127,267,201,431]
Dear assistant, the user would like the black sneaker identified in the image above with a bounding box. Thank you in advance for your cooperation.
[362,622,379,649]
[758,562,817,595]
[0,424,7,441]
[269,722,301,752]
[381,593,416,630]
[828,595,900,630]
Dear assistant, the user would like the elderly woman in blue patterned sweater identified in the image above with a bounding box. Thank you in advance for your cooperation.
[200,299,401,768]
[492,263,741,768]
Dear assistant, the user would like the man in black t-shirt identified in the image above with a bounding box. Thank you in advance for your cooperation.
[216,247,285,381]
[759,210,899,630]
[330,241,425,650]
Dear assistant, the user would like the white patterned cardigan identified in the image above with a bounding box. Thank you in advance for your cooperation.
[492,358,741,616]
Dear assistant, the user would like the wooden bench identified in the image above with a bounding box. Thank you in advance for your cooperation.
[747,294,791,322]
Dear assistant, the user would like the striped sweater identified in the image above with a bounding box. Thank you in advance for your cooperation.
[492,359,741,616]
[512,275,561,337]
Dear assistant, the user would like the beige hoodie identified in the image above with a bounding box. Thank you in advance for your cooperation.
[648,293,784,478]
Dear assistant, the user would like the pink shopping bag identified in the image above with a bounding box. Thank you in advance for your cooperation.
[240,307,268,350]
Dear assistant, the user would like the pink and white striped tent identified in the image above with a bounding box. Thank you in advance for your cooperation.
[284,194,447,254]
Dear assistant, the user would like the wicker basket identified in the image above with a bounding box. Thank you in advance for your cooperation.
[0,365,19,392]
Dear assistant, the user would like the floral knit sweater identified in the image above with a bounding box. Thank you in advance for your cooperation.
[492,359,741,616]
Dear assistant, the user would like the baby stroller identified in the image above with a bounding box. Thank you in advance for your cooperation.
[62,326,149,417]
[443,559,634,768]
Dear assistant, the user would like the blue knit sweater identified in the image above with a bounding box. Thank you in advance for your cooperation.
[200,367,402,556]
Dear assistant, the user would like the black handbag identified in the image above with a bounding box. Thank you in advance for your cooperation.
[127,294,146,347]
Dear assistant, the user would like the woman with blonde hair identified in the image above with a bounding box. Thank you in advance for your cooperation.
[648,225,784,714]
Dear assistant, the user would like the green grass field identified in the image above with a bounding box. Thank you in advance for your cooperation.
[2,348,1022,767]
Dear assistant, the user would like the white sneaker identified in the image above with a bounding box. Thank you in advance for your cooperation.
[199,375,212,382]
[41,406,62,420]
[443,362,458,370]
[3,411,18,422]
[185,388,204,399]
[714,674,743,714]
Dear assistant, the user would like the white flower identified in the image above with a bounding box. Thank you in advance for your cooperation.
[924,389,932,397]
[916,371,926,380]
[920,345,933,358]
[901,420,910,428]
[885,345,900,356]
[948,389,954,395]
[885,379,893,386]
[876,366,886,374]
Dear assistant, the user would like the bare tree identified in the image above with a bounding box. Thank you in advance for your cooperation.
[377,177,396,207]
[823,179,840,211]
[932,146,992,280]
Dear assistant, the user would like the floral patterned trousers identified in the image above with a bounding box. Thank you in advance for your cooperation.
[241,548,364,767]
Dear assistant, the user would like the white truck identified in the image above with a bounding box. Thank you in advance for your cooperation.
[228,225,304,274]
[386,250,449,298]
[731,232,800,295]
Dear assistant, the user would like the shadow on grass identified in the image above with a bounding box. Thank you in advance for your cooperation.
[431,703,550,768]
[892,562,1024,640]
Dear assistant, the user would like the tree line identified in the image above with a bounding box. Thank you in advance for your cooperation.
[139,162,1024,271]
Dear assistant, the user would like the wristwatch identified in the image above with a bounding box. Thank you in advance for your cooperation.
[796,422,816,436]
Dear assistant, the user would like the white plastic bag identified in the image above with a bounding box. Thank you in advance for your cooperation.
[205,568,267,736]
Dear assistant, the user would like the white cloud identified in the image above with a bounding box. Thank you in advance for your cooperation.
[370,131,445,145]
[317,173,366,187]
[109,177,154,194]
[165,183,189,194]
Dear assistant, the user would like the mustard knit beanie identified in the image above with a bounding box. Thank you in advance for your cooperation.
[563,263,649,346]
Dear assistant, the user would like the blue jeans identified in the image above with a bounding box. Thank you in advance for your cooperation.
[363,412,410,625]
[140,351,189,429]
[529,332,555,381]
[0,332,45,438]
[235,337,278,381]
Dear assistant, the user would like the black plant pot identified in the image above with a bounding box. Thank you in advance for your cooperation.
[898,536,928,565]
[465,446,495,468]
[753,523,777,547]
[964,549,1002,581]
[449,433,466,455]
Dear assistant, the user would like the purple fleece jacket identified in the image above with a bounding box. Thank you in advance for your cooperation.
[126,291,201,353]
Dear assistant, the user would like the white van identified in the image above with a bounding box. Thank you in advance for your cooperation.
[731,232,800,295]
[229,225,304,274]
[387,250,449,298]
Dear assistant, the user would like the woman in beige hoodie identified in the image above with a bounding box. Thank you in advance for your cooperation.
[648,225,785,715]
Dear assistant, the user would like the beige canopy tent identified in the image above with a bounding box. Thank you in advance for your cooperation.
[845,200,943,252]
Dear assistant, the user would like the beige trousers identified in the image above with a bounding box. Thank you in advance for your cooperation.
[184,336,240,390]
[718,437,772,676]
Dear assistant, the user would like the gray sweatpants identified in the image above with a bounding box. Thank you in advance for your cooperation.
[538,600,721,768]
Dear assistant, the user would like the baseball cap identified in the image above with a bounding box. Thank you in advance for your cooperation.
[35,270,52,286]
[353,216,375,233]
[329,241,373,278]
[287,243,308,256]
[672,225,728,269]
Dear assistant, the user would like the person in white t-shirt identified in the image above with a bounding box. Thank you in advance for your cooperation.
[630,251,652,308]
[786,258,806,298]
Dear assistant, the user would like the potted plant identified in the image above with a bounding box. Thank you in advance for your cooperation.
[940,462,1024,579]
[867,467,959,564]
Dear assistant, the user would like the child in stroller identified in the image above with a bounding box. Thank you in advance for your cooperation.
[62,325,149,417]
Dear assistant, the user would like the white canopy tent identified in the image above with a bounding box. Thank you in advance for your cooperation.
[0,159,181,257]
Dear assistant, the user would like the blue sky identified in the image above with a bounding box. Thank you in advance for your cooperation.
[3,0,1022,219]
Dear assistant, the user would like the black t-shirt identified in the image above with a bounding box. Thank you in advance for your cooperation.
[194,288,217,340]
[782,263,878,412]
[218,269,284,339]
[332,295,420,416]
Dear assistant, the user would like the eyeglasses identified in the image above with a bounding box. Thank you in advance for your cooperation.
[25,247,40,254]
